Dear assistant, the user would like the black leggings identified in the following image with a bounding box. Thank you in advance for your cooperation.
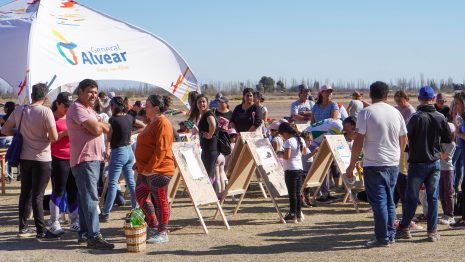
[19,160,51,234]
[201,150,219,180]
[51,156,78,212]
[285,170,303,215]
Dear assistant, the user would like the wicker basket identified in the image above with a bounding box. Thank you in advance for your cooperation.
[124,222,147,253]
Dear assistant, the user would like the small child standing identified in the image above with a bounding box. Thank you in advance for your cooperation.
[439,123,456,225]
[279,122,308,223]
[301,131,318,207]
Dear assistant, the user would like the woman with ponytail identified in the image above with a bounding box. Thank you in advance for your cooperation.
[135,95,175,244]
[48,92,78,234]
[100,96,146,222]
[278,122,308,223]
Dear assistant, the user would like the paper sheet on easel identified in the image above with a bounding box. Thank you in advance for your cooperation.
[181,149,204,180]
[256,147,276,166]
[335,145,351,170]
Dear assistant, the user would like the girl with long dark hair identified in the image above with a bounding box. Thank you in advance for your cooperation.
[230,88,263,132]
[190,94,220,192]
[278,122,308,223]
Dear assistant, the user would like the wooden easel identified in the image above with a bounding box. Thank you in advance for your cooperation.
[301,135,364,212]
[214,132,286,223]
[171,142,230,234]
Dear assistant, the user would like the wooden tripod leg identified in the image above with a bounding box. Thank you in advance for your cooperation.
[231,163,256,216]
[193,205,209,234]
[169,172,182,207]
[255,173,268,199]
[232,192,246,216]
[216,201,230,229]
[312,185,322,202]
[343,190,350,203]
[213,189,227,219]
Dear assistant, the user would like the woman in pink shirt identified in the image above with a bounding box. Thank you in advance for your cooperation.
[48,92,79,235]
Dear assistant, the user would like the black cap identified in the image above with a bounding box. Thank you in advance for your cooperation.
[56,92,73,107]
[298,84,310,93]
[134,100,142,107]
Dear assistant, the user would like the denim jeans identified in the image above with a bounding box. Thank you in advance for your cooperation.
[453,145,463,189]
[72,161,101,239]
[102,145,137,214]
[363,166,399,244]
[400,161,440,232]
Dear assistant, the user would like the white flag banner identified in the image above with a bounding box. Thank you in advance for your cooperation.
[0,0,199,106]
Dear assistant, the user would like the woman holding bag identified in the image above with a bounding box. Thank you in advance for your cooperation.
[2,83,59,240]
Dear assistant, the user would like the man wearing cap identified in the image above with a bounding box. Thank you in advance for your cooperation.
[290,84,315,124]
[435,93,450,121]
[209,92,223,110]
[396,86,452,243]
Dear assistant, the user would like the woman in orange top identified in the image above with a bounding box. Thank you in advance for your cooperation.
[135,94,174,244]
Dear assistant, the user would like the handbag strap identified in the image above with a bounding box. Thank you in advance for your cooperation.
[17,106,26,133]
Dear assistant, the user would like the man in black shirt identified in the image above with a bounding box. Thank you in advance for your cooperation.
[396,86,451,242]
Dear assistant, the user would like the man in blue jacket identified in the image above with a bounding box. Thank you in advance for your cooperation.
[396,86,452,242]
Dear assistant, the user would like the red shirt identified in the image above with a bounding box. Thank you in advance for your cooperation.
[51,115,70,160]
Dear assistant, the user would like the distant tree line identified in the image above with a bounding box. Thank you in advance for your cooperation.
[0,74,464,100]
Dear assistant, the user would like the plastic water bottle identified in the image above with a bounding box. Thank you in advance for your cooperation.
[130,208,145,226]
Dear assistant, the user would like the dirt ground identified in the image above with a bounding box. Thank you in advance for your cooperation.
[0,97,460,262]
[1,181,465,262]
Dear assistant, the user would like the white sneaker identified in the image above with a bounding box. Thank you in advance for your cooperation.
[439,216,455,225]
[297,212,305,222]
[49,221,64,235]
[69,222,80,232]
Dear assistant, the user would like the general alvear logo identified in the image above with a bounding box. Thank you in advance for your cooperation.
[53,29,128,66]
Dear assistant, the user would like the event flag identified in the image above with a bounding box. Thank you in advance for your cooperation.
[0,0,199,107]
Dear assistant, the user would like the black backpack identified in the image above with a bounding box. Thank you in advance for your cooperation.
[212,113,232,155]
[217,130,232,155]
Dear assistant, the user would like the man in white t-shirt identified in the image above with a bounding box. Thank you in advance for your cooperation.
[290,84,315,124]
[346,81,407,248]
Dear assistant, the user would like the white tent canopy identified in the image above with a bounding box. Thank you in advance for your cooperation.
[0,0,198,107]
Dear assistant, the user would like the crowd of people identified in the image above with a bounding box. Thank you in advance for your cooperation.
[3,77,462,250]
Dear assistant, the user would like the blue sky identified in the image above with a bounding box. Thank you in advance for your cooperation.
[2,0,465,86]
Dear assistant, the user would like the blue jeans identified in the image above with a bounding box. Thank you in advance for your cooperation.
[363,166,399,244]
[102,145,137,214]
[72,161,101,239]
[453,145,463,189]
[400,161,440,232]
